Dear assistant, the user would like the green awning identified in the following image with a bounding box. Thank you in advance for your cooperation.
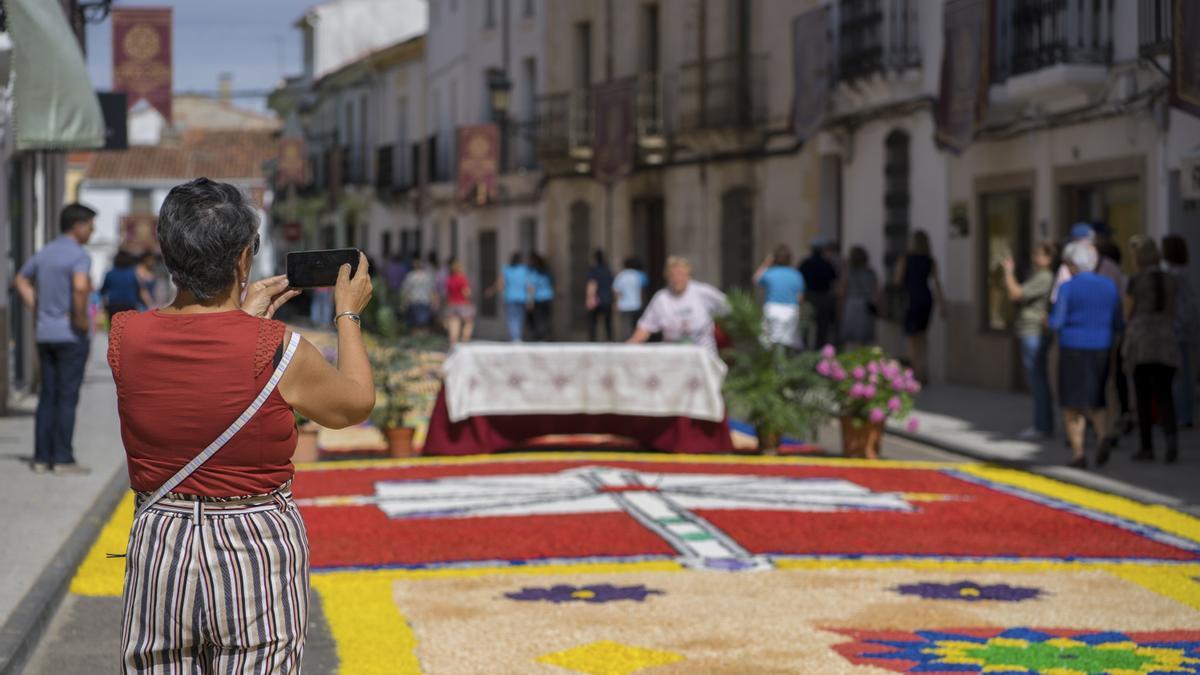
[8,0,105,151]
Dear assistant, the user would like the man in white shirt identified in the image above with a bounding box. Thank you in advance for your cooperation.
[627,256,729,353]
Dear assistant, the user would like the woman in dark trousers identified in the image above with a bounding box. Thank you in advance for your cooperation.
[586,249,615,341]
[528,253,555,341]
[894,230,945,384]
[1122,236,1181,462]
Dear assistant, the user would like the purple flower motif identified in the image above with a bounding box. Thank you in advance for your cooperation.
[869,408,886,423]
[505,584,664,604]
[894,581,1043,602]
[821,344,836,359]
[906,417,920,432]
[852,366,867,380]
[888,396,902,411]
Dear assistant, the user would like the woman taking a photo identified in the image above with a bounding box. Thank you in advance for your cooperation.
[110,178,375,672]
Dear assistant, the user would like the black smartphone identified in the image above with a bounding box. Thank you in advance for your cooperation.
[286,249,360,288]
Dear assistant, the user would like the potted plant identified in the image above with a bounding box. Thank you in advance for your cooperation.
[370,348,418,457]
[293,411,321,463]
[718,292,832,453]
[815,345,921,459]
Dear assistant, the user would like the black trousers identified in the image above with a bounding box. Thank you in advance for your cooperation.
[1133,363,1177,453]
[530,301,553,341]
[588,305,613,341]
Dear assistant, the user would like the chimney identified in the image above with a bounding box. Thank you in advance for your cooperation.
[218,72,233,105]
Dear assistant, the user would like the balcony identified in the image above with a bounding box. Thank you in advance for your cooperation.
[675,53,766,133]
[376,144,416,194]
[1138,0,1171,57]
[535,89,592,170]
[992,0,1113,105]
[836,0,920,83]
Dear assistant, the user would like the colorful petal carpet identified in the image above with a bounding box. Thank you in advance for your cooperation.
[72,452,1200,674]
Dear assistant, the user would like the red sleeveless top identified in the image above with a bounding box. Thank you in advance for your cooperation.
[108,310,297,497]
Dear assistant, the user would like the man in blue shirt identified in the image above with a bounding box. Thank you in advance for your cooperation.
[754,245,806,348]
[14,203,97,475]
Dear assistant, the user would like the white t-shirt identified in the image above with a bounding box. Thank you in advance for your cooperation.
[637,281,730,353]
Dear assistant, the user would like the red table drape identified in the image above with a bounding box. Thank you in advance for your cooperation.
[423,389,735,455]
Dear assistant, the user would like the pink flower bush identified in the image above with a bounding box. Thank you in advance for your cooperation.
[815,346,920,427]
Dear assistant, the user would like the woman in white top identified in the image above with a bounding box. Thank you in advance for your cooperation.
[627,256,729,354]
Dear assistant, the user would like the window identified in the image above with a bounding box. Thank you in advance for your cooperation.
[479,230,498,317]
[569,201,592,330]
[130,189,152,214]
[883,129,910,270]
[523,0,535,18]
[640,4,660,73]
[575,21,592,89]
[980,191,1031,331]
[721,188,754,291]
[485,0,496,29]
[396,96,409,183]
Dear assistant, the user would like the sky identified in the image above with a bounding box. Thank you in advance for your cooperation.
[86,0,316,109]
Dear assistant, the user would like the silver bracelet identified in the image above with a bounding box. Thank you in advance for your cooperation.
[334,311,361,327]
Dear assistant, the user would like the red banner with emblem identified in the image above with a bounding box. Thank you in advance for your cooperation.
[112,7,173,124]
[121,214,159,252]
[456,124,500,205]
[935,0,991,152]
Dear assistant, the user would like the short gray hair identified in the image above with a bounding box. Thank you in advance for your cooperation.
[1063,241,1098,273]
[157,178,258,301]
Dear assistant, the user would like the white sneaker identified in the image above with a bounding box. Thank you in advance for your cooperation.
[1016,428,1049,441]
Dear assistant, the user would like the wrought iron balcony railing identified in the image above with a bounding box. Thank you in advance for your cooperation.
[837,0,920,83]
[1002,0,1113,79]
[1138,0,1172,57]
[535,89,593,162]
[676,53,767,132]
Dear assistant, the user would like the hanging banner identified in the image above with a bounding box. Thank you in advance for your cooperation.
[935,0,991,153]
[790,6,831,144]
[593,77,635,185]
[276,137,307,187]
[457,124,500,205]
[1172,0,1200,118]
[121,214,159,252]
[112,7,173,123]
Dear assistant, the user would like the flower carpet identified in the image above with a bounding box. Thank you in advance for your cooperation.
[71,452,1200,673]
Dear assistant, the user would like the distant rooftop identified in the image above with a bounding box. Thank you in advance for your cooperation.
[84,129,277,184]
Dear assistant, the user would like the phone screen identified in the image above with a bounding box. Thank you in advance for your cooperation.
[286,249,360,288]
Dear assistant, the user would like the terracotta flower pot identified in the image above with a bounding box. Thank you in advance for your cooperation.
[839,416,883,459]
[294,425,320,464]
[384,426,417,457]
[756,428,782,455]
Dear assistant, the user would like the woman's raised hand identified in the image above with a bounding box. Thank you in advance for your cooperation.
[242,275,301,320]
[335,252,373,315]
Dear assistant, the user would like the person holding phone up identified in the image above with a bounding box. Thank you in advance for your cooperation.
[108,178,375,673]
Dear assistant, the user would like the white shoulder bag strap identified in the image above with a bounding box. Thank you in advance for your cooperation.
[135,332,302,519]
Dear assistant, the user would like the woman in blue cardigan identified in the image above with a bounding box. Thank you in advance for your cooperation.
[1049,241,1124,469]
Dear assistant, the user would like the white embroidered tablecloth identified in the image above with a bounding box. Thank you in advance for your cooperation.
[442,343,727,423]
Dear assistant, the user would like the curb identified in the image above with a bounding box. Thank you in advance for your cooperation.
[0,466,128,675]
[885,427,1188,508]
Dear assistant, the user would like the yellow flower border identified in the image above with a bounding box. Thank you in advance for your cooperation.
[68,453,1200,674]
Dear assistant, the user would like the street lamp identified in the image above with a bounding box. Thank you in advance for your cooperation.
[487,67,512,171]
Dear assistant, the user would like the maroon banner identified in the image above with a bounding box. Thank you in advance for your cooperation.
[592,77,635,185]
[121,214,159,252]
[456,124,499,205]
[935,0,991,152]
[791,6,831,144]
[112,7,173,124]
[276,138,307,187]
[1173,0,1200,118]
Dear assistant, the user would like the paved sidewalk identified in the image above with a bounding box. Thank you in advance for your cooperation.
[0,336,127,673]
[890,382,1200,512]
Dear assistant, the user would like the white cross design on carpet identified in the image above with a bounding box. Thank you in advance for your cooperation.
[365,466,917,571]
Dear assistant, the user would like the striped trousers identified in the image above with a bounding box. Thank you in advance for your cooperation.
[121,489,309,674]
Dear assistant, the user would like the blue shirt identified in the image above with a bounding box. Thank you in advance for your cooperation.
[502,264,530,304]
[1049,272,1124,350]
[613,269,647,312]
[19,236,91,344]
[758,266,805,306]
[101,266,142,306]
[531,270,555,302]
